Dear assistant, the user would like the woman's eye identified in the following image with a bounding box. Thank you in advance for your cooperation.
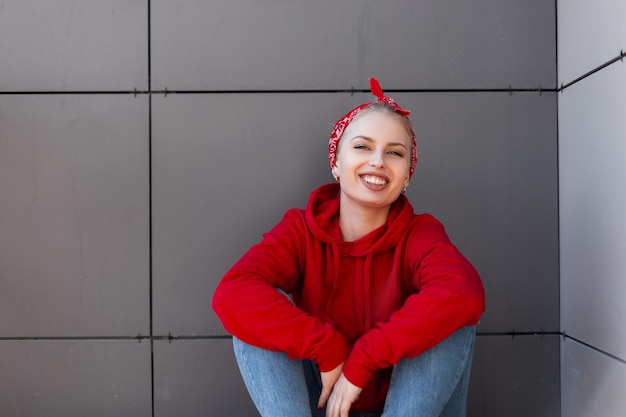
[354,144,369,150]
[388,150,404,157]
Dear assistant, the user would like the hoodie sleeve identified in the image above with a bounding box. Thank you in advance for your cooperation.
[212,209,350,373]
[342,214,485,388]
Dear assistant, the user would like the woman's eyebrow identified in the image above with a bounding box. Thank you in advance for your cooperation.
[350,135,408,149]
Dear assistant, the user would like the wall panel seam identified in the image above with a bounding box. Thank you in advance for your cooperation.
[0,87,557,96]
[562,334,626,365]
[558,50,625,91]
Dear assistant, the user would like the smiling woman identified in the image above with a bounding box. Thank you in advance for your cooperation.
[212,78,485,417]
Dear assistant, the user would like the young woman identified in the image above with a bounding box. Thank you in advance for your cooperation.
[212,78,485,417]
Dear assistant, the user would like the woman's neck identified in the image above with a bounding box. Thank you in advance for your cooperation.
[338,198,390,242]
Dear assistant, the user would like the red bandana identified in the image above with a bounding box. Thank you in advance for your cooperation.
[328,78,418,178]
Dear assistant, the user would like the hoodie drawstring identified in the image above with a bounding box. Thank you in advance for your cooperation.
[325,241,342,315]
[363,254,373,329]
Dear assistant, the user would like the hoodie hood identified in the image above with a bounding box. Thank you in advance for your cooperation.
[305,183,415,256]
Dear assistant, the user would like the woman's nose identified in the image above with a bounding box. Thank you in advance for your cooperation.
[369,151,384,167]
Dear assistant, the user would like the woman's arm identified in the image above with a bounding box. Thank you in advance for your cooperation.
[343,214,485,388]
[212,209,350,372]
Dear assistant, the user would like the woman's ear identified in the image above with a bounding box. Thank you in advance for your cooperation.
[331,164,340,181]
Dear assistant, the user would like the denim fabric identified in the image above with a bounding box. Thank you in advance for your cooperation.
[233,326,476,417]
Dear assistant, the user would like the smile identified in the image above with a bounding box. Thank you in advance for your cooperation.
[361,175,388,186]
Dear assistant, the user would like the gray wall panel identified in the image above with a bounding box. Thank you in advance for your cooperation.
[469,335,560,417]
[154,335,561,417]
[152,336,561,417]
[557,0,626,84]
[151,0,555,91]
[559,62,626,359]
[0,0,148,91]
[558,2,626,414]
[0,95,150,337]
[152,92,558,336]
[561,339,626,417]
[0,340,152,417]
[153,339,258,417]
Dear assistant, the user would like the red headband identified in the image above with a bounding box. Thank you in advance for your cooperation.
[328,78,418,178]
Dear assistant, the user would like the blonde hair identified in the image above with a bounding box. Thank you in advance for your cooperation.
[351,103,414,140]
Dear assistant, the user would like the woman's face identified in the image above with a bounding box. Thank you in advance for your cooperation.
[332,110,412,210]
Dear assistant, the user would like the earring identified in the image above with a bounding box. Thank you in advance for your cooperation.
[402,186,407,193]
[333,175,339,182]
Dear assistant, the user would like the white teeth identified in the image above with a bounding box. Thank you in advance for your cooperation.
[362,175,387,185]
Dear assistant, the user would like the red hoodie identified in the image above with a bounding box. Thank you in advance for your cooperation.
[212,183,485,412]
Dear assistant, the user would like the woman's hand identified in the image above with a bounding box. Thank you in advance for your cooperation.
[324,373,362,417]
[317,362,344,411]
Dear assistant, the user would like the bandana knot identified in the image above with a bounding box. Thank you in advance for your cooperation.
[370,78,411,116]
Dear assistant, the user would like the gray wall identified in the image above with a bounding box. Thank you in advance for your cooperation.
[0,1,559,416]
[558,1,626,416]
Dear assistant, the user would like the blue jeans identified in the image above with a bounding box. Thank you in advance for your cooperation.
[233,326,476,417]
